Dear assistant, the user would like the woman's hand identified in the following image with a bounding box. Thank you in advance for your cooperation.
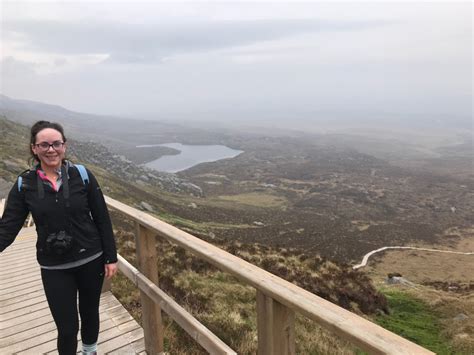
[104,262,118,279]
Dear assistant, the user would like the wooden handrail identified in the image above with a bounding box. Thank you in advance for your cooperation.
[0,198,5,217]
[106,195,433,355]
[117,255,237,354]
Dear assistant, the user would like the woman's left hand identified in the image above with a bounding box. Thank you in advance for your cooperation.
[104,262,118,279]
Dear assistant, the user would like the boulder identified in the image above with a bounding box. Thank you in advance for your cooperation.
[453,313,468,321]
[139,201,154,212]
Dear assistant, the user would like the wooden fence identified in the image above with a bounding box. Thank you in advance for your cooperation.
[0,198,4,217]
[105,196,434,355]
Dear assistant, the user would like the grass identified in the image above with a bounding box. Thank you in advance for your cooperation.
[110,224,392,353]
[216,192,287,208]
[158,212,255,231]
[375,288,452,354]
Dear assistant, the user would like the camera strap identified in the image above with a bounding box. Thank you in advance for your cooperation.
[60,165,72,231]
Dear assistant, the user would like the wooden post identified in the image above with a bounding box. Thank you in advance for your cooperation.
[0,198,5,217]
[257,290,295,355]
[135,222,164,354]
[101,277,111,293]
[27,214,34,227]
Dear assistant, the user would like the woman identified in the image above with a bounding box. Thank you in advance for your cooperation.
[0,121,118,355]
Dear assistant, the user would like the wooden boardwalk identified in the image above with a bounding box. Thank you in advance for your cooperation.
[0,227,145,354]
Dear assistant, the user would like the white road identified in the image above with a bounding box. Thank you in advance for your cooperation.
[353,246,474,270]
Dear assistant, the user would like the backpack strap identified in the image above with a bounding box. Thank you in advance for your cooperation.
[16,166,89,191]
[75,164,89,185]
[17,169,32,192]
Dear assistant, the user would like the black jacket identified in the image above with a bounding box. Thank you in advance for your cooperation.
[0,163,117,266]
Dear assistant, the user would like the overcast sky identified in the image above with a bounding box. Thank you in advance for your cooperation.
[1,1,471,124]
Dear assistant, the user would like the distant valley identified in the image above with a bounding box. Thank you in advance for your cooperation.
[1,97,473,353]
[1,94,472,263]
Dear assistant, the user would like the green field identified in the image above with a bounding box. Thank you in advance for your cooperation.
[375,289,451,354]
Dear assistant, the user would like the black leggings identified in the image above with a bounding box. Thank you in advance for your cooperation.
[41,256,105,355]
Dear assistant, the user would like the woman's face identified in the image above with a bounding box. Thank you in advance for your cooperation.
[31,128,67,170]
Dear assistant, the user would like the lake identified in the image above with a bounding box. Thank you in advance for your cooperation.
[140,143,243,173]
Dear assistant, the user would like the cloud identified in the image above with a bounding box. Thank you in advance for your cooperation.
[3,18,392,63]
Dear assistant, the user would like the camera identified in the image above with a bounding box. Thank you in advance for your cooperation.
[46,230,73,255]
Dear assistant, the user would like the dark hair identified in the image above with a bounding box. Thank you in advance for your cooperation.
[29,120,67,165]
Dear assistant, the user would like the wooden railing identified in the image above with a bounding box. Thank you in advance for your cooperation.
[0,198,5,217]
[105,195,434,355]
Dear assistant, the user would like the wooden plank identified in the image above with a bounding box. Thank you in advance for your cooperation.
[0,241,36,253]
[107,196,434,355]
[0,283,44,302]
[26,214,34,227]
[272,298,295,355]
[0,295,46,316]
[135,223,164,354]
[0,273,40,288]
[0,289,45,307]
[0,314,54,340]
[1,307,52,330]
[119,336,146,354]
[118,255,236,354]
[0,256,37,269]
[7,295,141,354]
[0,282,44,302]
[257,290,295,355]
[0,276,42,296]
[0,265,39,279]
[0,246,36,257]
[0,319,57,349]
[0,249,37,261]
[13,318,140,354]
[257,290,273,354]
[94,327,144,354]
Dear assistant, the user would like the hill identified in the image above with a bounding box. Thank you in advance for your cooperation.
[0,116,389,353]
[1,110,472,353]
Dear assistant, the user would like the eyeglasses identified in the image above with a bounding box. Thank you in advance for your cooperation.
[35,141,65,151]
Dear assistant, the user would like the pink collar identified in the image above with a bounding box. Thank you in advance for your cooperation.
[36,169,60,192]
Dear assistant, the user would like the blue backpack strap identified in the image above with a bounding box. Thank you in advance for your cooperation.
[75,164,89,185]
[17,176,23,192]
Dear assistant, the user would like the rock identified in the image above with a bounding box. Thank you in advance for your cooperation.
[453,313,468,321]
[387,272,402,278]
[3,160,21,171]
[0,178,11,197]
[124,241,135,249]
[139,201,154,212]
[188,202,197,209]
[139,175,149,182]
[385,276,416,287]
[455,333,469,340]
[386,276,402,285]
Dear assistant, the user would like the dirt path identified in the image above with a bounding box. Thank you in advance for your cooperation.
[353,246,474,269]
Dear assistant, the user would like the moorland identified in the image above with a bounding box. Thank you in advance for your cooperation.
[0,96,472,353]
